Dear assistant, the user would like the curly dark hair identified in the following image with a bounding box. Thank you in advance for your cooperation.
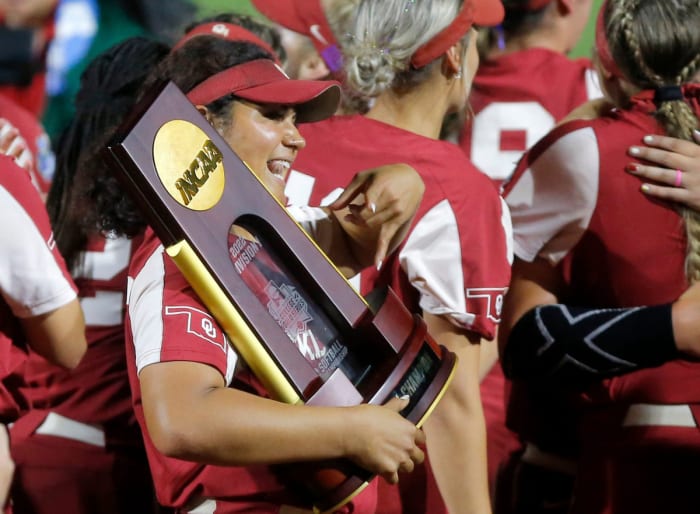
[69,37,273,252]
[47,36,169,270]
[49,12,282,270]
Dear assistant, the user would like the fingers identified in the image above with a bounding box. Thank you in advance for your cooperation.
[383,395,411,413]
[408,440,425,465]
[628,134,700,172]
[398,458,415,474]
[414,427,426,446]
[626,134,700,210]
[383,471,400,485]
[626,162,681,186]
[639,133,700,155]
[329,171,372,210]
[0,120,20,154]
[374,225,392,268]
[637,182,692,204]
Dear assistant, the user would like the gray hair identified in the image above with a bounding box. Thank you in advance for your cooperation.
[345,0,463,97]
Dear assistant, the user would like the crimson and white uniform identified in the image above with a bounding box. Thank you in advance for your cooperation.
[0,155,75,423]
[9,234,157,514]
[457,49,602,501]
[504,85,700,514]
[125,207,380,514]
[460,49,601,186]
[288,115,513,514]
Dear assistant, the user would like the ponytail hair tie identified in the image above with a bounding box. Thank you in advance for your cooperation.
[654,85,683,104]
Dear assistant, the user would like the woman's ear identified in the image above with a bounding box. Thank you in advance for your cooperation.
[298,53,331,81]
[442,43,462,78]
[196,104,212,122]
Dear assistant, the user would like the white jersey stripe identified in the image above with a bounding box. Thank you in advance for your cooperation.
[508,127,599,264]
[400,199,474,328]
[0,185,75,318]
[128,244,168,375]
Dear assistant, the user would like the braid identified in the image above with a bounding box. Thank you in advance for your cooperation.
[615,2,663,85]
[607,0,700,283]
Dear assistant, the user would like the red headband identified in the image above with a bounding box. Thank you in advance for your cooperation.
[251,0,343,73]
[410,0,504,69]
[411,3,476,69]
[594,1,623,79]
[172,22,281,64]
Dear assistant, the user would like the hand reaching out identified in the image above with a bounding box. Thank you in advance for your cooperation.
[329,163,424,267]
[627,131,700,210]
[0,118,32,171]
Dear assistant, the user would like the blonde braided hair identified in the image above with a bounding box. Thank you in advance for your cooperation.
[607,0,700,282]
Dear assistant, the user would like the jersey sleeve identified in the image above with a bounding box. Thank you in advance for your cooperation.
[505,123,600,264]
[0,172,76,318]
[286,205,336,252]
[399,190,513,340]
[127,241,237,385]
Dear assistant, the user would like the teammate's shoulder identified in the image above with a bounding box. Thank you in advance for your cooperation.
[0,155,41,197]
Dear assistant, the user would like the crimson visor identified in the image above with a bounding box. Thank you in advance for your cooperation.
[251,0,344,73]
[186,59,340,123]
[172,22,281,64]
[411,0,505,68]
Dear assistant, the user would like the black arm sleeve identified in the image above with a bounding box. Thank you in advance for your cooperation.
[502,303,678,384]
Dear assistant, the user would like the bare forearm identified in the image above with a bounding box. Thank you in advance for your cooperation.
[22,299,86,369]
[424,399,490,514]
[141,361,424,476]
[423,314,492,513]
[146,383,349,466]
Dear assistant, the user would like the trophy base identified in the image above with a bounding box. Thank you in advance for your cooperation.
[283,337,458,513]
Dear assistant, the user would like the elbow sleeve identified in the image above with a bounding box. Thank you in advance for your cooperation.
[502,303,678,384]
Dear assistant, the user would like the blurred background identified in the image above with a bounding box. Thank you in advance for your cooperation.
[192,0,604,57]
[0,0,603,146]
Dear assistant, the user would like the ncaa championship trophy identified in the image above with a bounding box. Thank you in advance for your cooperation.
[105,81,457,514]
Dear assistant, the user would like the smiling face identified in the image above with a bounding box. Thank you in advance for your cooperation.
[214,100,306,203]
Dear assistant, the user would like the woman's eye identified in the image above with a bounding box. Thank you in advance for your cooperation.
[263,108,287,120]
[262,106,295,123]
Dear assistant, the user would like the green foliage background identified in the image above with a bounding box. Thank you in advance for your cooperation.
[190,0,603,59]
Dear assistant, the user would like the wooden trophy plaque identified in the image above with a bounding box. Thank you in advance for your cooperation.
[105,81,457,513]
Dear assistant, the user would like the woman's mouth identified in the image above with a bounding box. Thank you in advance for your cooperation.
[267,159,291,180]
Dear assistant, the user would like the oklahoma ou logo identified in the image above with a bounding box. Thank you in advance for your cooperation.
[211,24,230,37]
[465,288,508,323]
[165,306,227,352]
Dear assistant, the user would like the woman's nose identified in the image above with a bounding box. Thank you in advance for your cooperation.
[284,127,306,150]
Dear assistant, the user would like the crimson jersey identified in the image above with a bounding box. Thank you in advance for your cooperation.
[505,85,700,513]
[459,49,601,184]
[289,115,512,513]
[18,235,144,444]
[0,155,75,422]
[506,86,700,405]
[0,95,54,193]
[290,115,513,341]
[126,207,379,513]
